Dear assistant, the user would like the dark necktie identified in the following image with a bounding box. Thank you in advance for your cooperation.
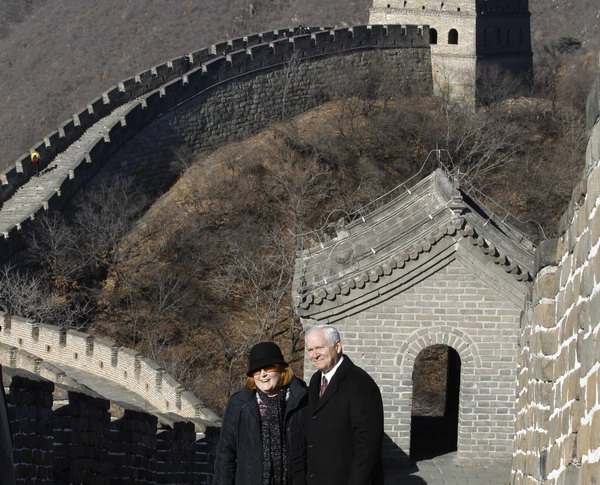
[319,375,328,399]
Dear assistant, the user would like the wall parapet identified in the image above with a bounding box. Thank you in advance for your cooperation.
[511,69,600,485]
[2,366,219,483]
[0,26,326,197]
[0,311,220,424]
[0,24,431,263]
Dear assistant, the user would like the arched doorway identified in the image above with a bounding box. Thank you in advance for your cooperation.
[409,344,461,461]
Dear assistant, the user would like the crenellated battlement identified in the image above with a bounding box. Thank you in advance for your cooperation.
[0,24,432,262]
[2,366,219,483]
[0,311,220,424]
[0,24,424,201]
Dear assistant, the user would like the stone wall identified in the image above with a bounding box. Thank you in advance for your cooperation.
[0,25,432,264]
[0,312,219,422]
[511,73,600,484]
[97,45,432,195]
[3,367,219,484]
[304,255,524,467]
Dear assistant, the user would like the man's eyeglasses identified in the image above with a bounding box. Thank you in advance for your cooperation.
[252,365,279,376]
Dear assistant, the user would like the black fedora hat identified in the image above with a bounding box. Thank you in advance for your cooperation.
[247,342,287,376]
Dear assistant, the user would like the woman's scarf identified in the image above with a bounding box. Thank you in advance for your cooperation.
[257,387,288,485]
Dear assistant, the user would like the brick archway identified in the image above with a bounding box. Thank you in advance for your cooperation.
[391,326,482,462]
[395,326,482,372]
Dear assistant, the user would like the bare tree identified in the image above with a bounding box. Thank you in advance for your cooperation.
[0,267,94,329]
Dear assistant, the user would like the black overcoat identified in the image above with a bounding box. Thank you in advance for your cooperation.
[306,356,384,485]
[213,376,308,485]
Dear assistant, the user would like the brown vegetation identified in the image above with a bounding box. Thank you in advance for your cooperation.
[0,0,597,414]
[1,68,589,413]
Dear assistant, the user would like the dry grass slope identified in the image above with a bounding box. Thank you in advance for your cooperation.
[0,0,598,170]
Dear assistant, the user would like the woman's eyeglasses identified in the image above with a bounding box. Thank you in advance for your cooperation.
[252,365,279,376]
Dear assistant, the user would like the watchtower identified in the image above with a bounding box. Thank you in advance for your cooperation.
[369,0,533,101]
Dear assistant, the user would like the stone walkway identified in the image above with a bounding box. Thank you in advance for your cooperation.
[52,362,159,414]
[0,102,136,237]
[385,452,510,485]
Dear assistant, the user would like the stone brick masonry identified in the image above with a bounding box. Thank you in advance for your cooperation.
[0,24,432,264]
[294,168,535,467]
[339,259,522,466]
[510,69,600,484]
[2,366,219,484]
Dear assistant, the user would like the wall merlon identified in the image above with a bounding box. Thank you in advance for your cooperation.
[260,31,277,42]
[59,118,78,142]
[291,34,312,51]
[312,29,333,46]
[333,27,352,44]
[369,24,388,39]
[202,56,227,81]
[188,48,212,66]
[153,61,174,82]
[267,40,288,59]
[244,34,261,46]
[183,66,204,88]
[228,49,250,68]
[213,41,230,56]
[229,37,246,51]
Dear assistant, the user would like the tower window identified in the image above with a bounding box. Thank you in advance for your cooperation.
[448,29,458,45]
[430,28,438,44]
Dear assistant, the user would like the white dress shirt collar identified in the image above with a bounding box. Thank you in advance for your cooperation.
[322,354,345,383]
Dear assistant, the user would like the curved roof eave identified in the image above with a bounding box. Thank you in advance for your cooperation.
[293,169,536,316]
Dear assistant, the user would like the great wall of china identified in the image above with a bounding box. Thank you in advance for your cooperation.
[0,24,433,484]
[0,24,432,262]
[0,11,598,483]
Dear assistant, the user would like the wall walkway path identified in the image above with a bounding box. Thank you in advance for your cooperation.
[0,103,134,237]
[385,452,510,484]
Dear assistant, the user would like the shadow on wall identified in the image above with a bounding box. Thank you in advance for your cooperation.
[383,434,427,484]
[0,366,15,485]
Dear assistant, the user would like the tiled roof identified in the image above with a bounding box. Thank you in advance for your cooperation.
[293,169,536,317]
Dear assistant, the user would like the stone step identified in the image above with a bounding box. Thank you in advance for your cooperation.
[0,103,136,236]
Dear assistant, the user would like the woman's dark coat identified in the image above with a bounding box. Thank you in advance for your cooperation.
[213,376,308,485]
[306,356,384,485]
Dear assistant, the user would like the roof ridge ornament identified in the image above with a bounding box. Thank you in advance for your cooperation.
[448,172,466,214]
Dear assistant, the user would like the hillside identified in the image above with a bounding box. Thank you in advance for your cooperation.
[73,91,587,411]
[0,0,598,171]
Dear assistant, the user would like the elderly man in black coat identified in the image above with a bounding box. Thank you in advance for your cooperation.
[305,325,384,485]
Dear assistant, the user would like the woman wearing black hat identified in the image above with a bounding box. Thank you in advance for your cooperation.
[213,341,308,485]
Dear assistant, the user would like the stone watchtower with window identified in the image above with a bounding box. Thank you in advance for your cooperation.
[369,0,533,100]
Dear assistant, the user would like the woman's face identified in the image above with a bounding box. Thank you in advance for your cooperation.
[253,365,281,396]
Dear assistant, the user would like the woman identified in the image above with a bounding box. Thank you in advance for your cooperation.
[213,341,308,485]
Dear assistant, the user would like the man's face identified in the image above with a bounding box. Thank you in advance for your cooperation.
[306,329,342,374]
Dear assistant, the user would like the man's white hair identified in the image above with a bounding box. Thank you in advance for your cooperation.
[305,324,340,345]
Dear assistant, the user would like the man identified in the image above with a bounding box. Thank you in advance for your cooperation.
[305,325,384,485]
